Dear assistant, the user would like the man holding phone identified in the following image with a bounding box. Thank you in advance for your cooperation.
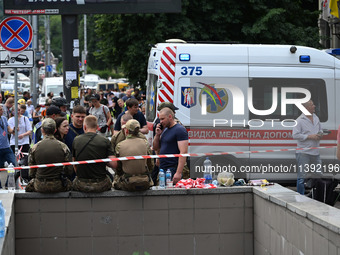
[153,107,188,185]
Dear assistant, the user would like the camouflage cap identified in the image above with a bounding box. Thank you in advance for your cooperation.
[157,102,179,112]
[125,119,140,132]
[41,118,56,130]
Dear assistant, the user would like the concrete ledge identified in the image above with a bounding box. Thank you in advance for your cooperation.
[0,184,338,255]
[253,184,340,234]
[14,187,254,255]
[14,186,253,199]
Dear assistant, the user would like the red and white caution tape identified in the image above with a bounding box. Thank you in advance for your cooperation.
[0,145,336,171]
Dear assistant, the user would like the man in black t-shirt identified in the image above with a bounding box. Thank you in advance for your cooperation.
[64,105,86,152]
[114,98,148,134]
[153,107,188,185]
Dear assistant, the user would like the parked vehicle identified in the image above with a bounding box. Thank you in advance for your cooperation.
[42,77,63,97]
[145,40,340,181]
[97,81,119,92]
[84,74,103,90]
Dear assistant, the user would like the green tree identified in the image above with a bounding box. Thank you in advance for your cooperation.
[38,16,62,62]
[93,0,319,89]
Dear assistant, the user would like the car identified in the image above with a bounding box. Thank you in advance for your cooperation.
[11,54,29,65]
[8,72,30,81]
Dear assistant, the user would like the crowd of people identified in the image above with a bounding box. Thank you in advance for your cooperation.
[0,87,189,193]
[1,88,340,205]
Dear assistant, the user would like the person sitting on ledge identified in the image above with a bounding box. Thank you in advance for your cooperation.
[26,118,73,193]
[72,115,115,193]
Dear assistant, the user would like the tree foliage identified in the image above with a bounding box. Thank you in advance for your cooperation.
[93,0,319,88]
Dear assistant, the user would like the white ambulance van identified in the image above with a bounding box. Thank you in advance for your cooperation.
[145,40,340,182]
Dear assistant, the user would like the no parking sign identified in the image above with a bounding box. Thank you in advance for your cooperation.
[0,16,32,52]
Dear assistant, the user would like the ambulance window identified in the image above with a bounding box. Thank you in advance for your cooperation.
[146,74,158,122]
[249,78,328,122]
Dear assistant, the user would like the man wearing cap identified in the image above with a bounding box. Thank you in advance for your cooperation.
[114,98,148,134]
[111,113,148,186]
[18,98,29,118]
[89,94,112,136]
[26,118,73,193]
[112,119,154,191]
[32,105,65,145]
[51,97,70,123]
[111,113,147,150]
[72,115,115,192]
[153,107,189,185]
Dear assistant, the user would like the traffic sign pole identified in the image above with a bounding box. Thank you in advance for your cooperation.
[14,68,18,167]
[0,17,33,167]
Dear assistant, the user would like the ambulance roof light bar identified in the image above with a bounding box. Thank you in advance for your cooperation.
[325,48,340,56]
[299,55,310,63]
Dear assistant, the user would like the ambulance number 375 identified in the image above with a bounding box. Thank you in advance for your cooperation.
[181,66,203,76]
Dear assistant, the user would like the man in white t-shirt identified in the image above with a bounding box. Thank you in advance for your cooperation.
[89,94,112,136]
[8,104,32,155]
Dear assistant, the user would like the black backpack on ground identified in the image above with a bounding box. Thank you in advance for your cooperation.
[311,178,339,206]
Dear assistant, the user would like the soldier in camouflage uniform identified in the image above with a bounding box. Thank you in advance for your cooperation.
[72,115,115,193]
[112,120,154,191]
[111,113,147,186]
[26,118,73,193]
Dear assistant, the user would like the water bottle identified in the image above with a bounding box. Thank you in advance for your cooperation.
[159,169,165,189]
[7,163,16,191]
[0,201,5,237]
[166,169,173,188]
[203,157,212,184]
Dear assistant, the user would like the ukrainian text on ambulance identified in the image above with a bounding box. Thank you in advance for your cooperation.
[195,164,340,174]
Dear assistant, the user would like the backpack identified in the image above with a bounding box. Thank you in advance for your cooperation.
[121,174,152,191]
[311,178,339,206]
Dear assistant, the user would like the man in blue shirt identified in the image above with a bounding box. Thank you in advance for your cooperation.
[0,104,16,170]
[121,89,135,102]
[114,98,148,135]
[64,105,86,152]
[153,107,188,185]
